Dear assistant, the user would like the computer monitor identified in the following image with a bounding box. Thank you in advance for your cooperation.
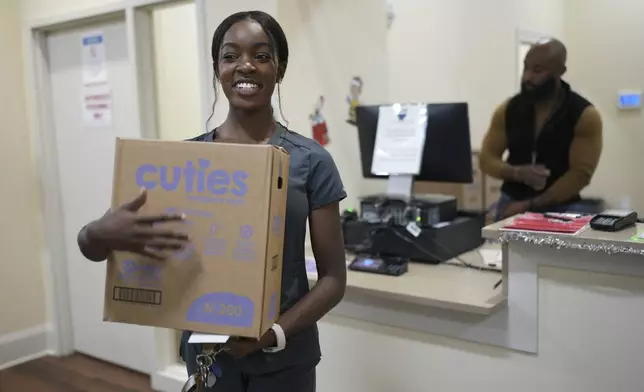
[355,103,473,183]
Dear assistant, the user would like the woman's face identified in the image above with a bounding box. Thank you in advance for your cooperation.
[217,20,278,111]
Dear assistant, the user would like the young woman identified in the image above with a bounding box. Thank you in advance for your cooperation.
[76,10,347,392]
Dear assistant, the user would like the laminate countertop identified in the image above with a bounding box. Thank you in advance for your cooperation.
[305,246,506,315]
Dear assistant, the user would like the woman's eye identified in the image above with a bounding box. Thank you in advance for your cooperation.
[256,53,271,62]
[221,53,238,61]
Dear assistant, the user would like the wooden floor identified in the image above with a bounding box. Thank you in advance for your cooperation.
[0,354,157,391]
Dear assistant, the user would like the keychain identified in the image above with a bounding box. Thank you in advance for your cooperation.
[181,343,225,392]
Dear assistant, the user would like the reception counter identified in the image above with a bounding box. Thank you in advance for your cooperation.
[309,222,644,391]
[156,222,644,392]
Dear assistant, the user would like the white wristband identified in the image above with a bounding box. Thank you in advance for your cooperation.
[262,323,286,353]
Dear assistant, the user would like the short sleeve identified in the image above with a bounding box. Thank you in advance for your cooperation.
[307,148,347,211]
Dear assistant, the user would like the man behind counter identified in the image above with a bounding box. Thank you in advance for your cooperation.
[479,38,603,221]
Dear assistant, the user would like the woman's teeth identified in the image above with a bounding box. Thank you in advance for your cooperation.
[235,82,259,93]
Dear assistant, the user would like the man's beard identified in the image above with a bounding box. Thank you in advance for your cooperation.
[521,77,557,102]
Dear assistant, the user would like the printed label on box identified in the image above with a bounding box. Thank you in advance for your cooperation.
[186,292,255,328]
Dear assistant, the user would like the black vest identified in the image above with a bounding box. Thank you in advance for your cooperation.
[501,81,591,203]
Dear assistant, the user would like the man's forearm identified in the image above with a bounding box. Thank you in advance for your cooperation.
[479,154,516,182]
[532,171,589,208]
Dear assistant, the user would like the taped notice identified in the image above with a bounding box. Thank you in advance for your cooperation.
[82,31,107,85]
[82,84,112,128]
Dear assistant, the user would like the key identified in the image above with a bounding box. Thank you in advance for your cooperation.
[180,373,198,392]
[205,371,217,388]
[196,354,213,388]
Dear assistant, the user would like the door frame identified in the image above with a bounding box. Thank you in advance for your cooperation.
[25,0,209,390]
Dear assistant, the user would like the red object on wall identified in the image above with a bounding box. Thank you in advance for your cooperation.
[312,121,330,146]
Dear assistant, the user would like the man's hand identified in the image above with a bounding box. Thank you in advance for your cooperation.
[501,200,532,220]
[514,165,550,190]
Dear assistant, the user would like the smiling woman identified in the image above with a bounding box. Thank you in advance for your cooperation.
[207,11,289,137]
[75,9,347,392]
[215,19,282,110]
[177,11,348,392]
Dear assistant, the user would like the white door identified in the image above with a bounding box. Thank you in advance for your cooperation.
[47,17,155,374]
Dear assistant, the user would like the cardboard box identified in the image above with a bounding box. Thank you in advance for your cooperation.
[104,139,289,339]
[413,152,485,210]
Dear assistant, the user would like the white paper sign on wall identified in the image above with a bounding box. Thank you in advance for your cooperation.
[371,103,427,176]
[82,84,113,128]
[81,31,107,85]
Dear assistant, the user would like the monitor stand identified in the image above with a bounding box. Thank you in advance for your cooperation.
[387,174,414,199]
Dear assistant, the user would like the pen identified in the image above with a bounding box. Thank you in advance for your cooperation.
[543,213,573,222]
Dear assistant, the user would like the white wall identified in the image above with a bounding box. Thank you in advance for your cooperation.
[388,0,564,150]
[564,0,644,211]
[278,0,389,209]
[20,0,119,23]
[0,0,47,337]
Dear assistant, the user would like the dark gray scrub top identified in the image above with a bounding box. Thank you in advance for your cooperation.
[187,123,347,374]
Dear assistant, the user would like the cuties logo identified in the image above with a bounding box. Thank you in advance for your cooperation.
[135,159,248,204]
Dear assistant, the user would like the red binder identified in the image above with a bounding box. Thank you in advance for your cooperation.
[502,213,591,235]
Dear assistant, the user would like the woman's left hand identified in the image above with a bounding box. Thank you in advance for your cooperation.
[224,331,276,359]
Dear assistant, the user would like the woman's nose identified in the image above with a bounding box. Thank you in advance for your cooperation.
[237,60,256,73]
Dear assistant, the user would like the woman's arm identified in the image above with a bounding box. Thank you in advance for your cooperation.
[275,202,347,338]
[276,147,347,338]
[78,222,111,262]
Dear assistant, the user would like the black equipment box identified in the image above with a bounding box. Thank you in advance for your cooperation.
[344,212,485,264]
[359,194,458,228]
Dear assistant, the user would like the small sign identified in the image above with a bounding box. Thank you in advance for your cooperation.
[406,221,422,238]
[371,104,427,176]
[82,84,113,128]
[81,31,107,85]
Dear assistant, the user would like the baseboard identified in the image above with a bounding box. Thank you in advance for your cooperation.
[151,364,186,392]
[0,324,53,371]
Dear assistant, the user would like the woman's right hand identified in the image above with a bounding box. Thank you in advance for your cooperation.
[83,188,189,260]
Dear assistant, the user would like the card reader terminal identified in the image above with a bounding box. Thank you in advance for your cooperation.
[590,209,638,232]
[348,255,409,276]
